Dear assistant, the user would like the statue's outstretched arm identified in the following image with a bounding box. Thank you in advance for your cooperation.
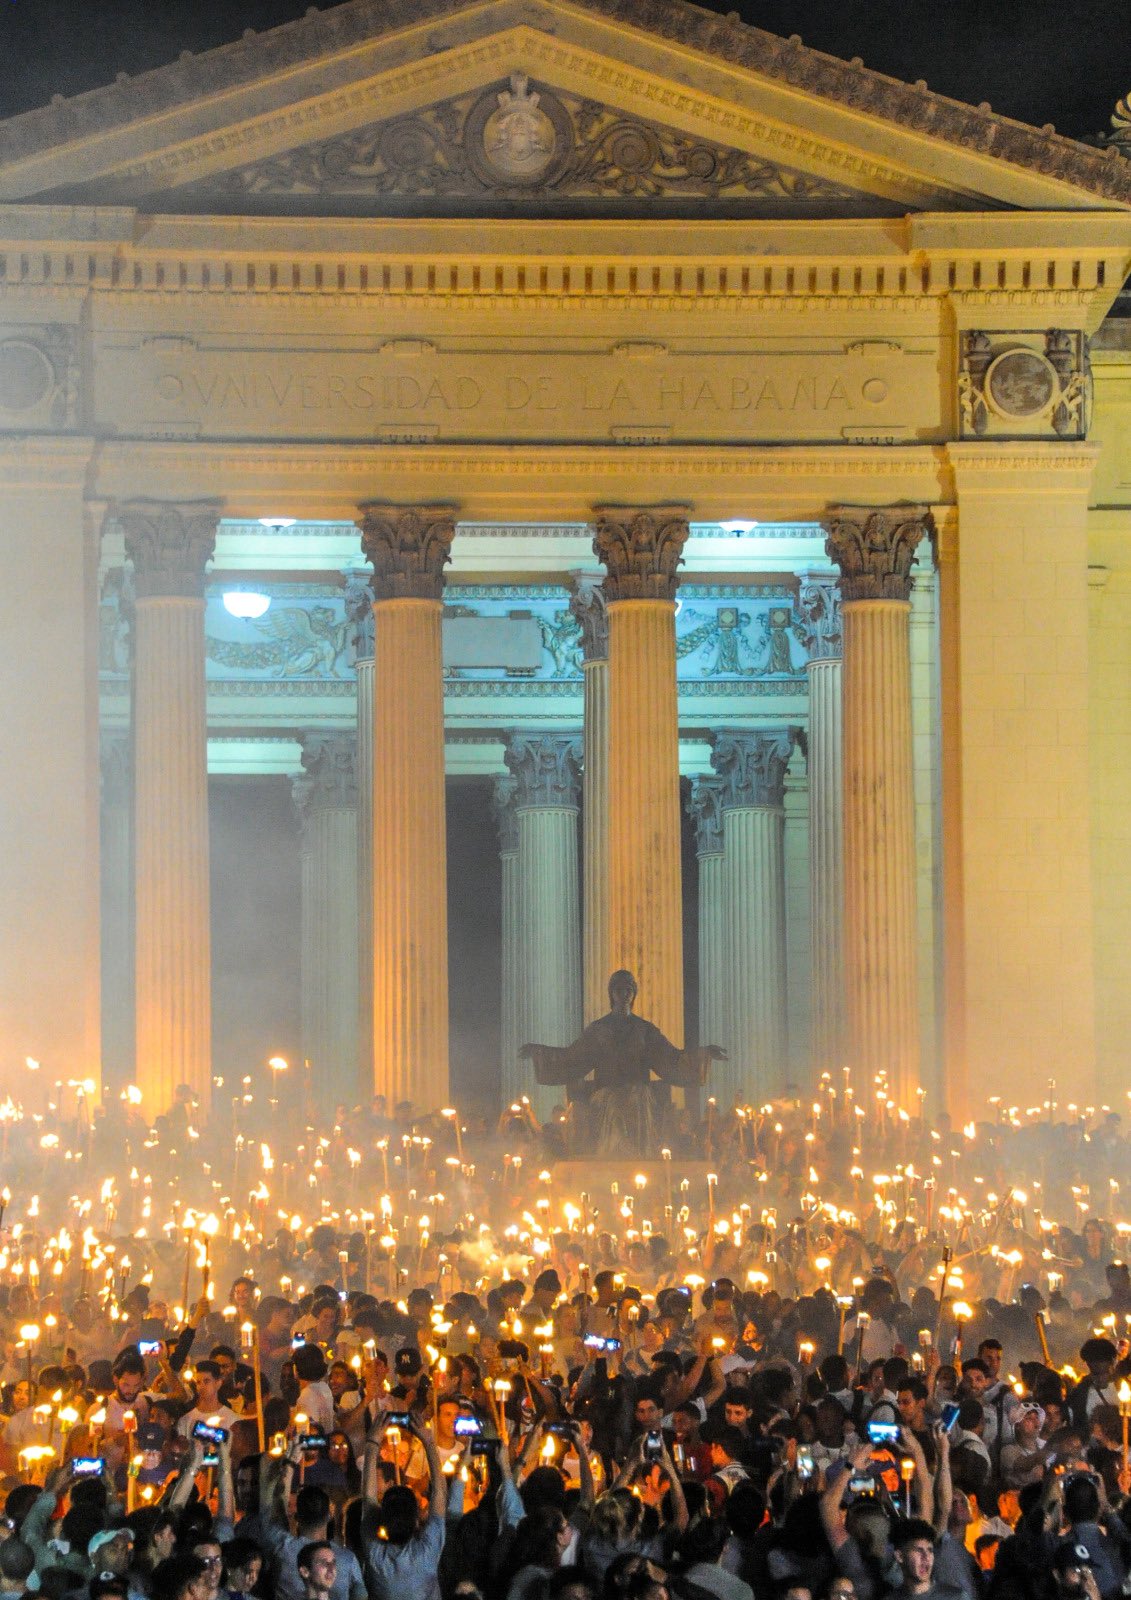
[643,1022,726,1085]
[518,1040,592,1087]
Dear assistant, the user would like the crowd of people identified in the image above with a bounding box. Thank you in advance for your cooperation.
[0,1077,1127,1600]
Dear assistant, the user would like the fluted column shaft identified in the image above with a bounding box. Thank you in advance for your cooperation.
[505,735,582,1114]
[355,653,375,1085]
[594,507,689,1046]
[120,499,218,1114]
[100,733,134,1087]
[797,571,844,1077]
[689,778,727,1066]
[294,736,359,1110]
[493,779,521,1110]
[808,656,844,1072]
[359,504,456,1112]
[825,506,931,1108]
[571,576,609,1025]
[711,731,792,1105]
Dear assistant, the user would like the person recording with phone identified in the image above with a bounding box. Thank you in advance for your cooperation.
[175,1359,239,1439]
[362,1411,447,1600]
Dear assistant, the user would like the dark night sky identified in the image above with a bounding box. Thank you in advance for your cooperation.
[0,0,1129,143]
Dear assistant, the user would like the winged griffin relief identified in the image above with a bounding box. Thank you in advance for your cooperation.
[206,605,353,678]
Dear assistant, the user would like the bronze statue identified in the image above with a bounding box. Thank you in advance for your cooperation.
[519,970,726,1156]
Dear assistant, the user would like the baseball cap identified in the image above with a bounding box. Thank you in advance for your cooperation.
[88,1527,133,1559]
[1053,1542,1097,1572]
[394,1346,423,1376]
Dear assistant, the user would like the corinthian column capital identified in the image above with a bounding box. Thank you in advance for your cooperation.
[687,776,725,856]
[117,499,220,599]
[504,733,582,809]
[822,504,935,603]
[292,734,358,823]
[568,572,609,661]
[591,504,691,603]
[356,503,457,601]
[711,728,794,810]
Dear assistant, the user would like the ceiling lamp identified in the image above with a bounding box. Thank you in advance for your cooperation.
[222,590,271,620]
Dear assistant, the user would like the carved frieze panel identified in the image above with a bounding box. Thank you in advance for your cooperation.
[957,329,1090,440]
[99,577,814,693]
[205,73,866,212]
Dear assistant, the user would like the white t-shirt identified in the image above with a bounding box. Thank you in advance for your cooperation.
[176,1403,240,1439]
[295,1380,335,1434]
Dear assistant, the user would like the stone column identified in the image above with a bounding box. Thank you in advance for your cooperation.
[592,506,689,1046]
[1,441,99,1103]
[797,571,844,1077]
[824,505,931,1109]
[711,730,793,1106]
[100,733,134,1089]
[119,499,219,1115]
[688,778,727,1066]
[505,734,583,1116]
[346,574,375,1093]
[292,735,360,1111]
[491,778,521,1110]
[944,447,1097,1110]
[357,503,457,1113]
[570,575,609,1025]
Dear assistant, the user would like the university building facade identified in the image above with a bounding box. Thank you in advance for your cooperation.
[2,0,1131,1119]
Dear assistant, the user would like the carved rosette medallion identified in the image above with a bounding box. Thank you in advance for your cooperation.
[822,505,934,605]
[958,329,1090,439]
[687,776,725,856]
[0,325,78,429]
[591,505,691,603]
[568,573,609,662]
[356,503,457,602]
[117,499,221,600]
[504,733,583,810]
[292,733,358,821]
[463,74,573,188]
[710,729,795,810]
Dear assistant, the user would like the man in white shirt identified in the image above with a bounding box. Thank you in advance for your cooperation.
[175,1360,240,1439]
[292,1344,336,1434]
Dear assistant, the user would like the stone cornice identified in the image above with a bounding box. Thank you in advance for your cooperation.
[89,439,949,524]
[0,0,1128,208]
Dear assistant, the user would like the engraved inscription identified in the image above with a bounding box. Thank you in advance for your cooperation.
[94,341,936,443]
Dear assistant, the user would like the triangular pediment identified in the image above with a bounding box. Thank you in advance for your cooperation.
[0,0,1128,218]
[157,70,897,220]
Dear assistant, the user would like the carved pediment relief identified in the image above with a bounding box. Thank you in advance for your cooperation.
[164,73,879,218]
